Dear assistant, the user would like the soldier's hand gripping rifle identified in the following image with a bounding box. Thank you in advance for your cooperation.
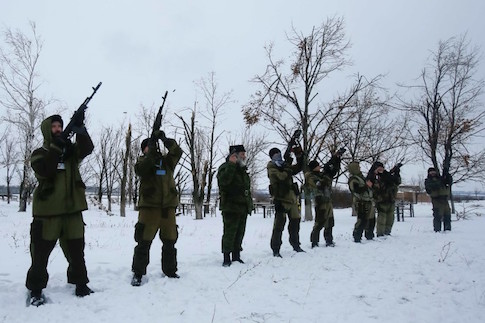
[62,82,102,139]
[284,129,302,162]
[389,160,404,174]
[148,91,169,149]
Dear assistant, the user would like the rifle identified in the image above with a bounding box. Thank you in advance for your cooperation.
[283,129,302,162]
[389,160,404,174]
[62,82,102,139]
[149,91,169,145]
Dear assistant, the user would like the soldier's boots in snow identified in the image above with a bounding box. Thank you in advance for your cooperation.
[232,251,244,264]
[273,249,282,258]
[30,290,45,307]
[131,274,142,287]
[75,284,94,297]
[223,252,231,267]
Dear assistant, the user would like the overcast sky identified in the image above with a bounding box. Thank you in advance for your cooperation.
[2,0,485,189]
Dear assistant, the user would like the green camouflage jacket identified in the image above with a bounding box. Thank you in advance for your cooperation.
[135,139,182,209]
[217,161,253,214]
[31,116,94,216]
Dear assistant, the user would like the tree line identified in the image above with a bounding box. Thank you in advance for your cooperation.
[1,18,484,220]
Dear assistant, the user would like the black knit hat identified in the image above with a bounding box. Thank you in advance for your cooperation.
[308,160,319,171]
[229,145,246,154]
[428,167,436,173]
[373,161,384,169]
[269,147,281,158]
[50,114,64,127]
[141,138,150,151]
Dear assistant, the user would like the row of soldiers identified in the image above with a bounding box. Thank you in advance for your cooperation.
[24,114,453,306]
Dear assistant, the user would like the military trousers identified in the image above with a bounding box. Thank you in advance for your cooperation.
[310,202,334,244]
[221,211,248,253]
[25,212,88,292]
[431,198,451,232]
[352,201,373,242]
[132,207,178,276]
[270,200,301,252]
[376,202,395,236]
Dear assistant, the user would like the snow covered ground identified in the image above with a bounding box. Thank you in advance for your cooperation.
[0,198,484,323]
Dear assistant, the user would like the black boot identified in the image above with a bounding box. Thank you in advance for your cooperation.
[131,273,142,287]
[223,252,231,267]
[273,250,282,258]
[30,290,45,307]
[75,284,94,297]
[232,250,244,264]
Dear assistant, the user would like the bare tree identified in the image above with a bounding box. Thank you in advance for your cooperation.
[0,22,49,211]
[195,72,231,213]
[119,123,132,217]
[176,107,208,220]
[335,84,411,176]
[0,126,19,203]
[242,16,379,220]
[94,126,123,213]
[402,34,485,212]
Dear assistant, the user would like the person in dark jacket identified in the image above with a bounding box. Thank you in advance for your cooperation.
[26,114,94,306]
[367,161,401,237]
[131,130,183,286]
[425,167,452,232]
[217,145,253,267]
[267,146,304,257]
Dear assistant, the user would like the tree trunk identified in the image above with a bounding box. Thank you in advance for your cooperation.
[18,162,29,212]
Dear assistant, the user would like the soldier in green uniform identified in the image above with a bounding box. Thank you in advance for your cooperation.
[217,145,253,267]
[425,167,452,232]
[367,161,401,237]
[267,146,304,257]
[131,130,182,286]
[348,161,373,243]
[304,149,343,248]
[26,114,94,306]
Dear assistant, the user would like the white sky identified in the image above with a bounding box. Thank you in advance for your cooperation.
[2,0,485,190]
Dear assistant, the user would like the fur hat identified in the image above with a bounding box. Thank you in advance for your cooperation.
[269,147,281,158]
[229,145,246,154]
[308,160,319,171]
[428,167,436,173]
[372,161,384,169]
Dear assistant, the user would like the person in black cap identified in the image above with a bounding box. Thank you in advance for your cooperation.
[267,144,304,257]
[304,148,344,247]
[367,161,401,237]
[131,130,183,286]
[26,114,94,306]
[425,167,452,232]
[217,145,253,266]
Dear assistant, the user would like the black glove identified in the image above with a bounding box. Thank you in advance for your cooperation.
[292,145,303,157]
[72,125,87,135]
[153,130,167,142]
[72,107,86,126]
